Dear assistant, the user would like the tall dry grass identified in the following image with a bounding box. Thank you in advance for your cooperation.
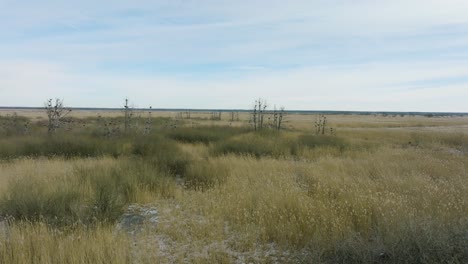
[0,112,467,263]
[0,222,131,264]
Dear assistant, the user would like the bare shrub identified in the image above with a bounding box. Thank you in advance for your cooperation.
[45,98,72,134]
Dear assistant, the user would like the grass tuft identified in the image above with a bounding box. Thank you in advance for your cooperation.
[168,126,248,144]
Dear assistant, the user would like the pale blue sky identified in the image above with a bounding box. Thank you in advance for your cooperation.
[1,0,468,111]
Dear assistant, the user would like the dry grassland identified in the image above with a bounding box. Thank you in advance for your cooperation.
[0,110,467,263]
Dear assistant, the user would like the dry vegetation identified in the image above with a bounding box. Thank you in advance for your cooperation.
[0,109,467,263]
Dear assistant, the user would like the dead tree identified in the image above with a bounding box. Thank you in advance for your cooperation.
[252,101,258,130]
[123,98,134,133]
[230,112,239,121]
[315,115,330,135]
[252,98,267,130]
[258,99,267,130]
[144,106,152,135]
[253,98,279,131]
[45,98,71,134]
[210,111,222,120]
[270,106,285,131]
[321,115,327,135]
[277,107,285,130]
[272,105,278,129]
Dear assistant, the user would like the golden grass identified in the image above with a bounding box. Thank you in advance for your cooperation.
[1,222,131,264]
[3,108,467,129]
[125,132,466,262]
[0,112,467,263]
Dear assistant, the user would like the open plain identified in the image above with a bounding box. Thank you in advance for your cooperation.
[0,109,467,263]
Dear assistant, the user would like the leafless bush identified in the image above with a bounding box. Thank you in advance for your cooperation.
[45,98,72,134]
[251,99,286,131]
[210,111,222,120]
[176,111,191,120]
[230,112,239,122]
[123,98,134,133]
[315,115,336,135]
[144,107,152,135]
[271,106,285,131]
[251,98,268,130]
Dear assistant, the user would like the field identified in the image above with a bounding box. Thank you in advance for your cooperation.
[0,109,467,263]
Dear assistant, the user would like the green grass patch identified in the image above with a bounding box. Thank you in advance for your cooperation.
[0,158,178,226]
[0,135,119,159]
[168,126,249,144]
[0,177,82,225]
[297,135,349,151]
[212,132,295,158]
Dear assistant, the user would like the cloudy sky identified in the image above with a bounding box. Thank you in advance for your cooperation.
[1,0,468,111]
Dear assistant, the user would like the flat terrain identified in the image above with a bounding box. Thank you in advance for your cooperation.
[0,109,467,263]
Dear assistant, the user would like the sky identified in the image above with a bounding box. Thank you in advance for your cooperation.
[1,0,468,111]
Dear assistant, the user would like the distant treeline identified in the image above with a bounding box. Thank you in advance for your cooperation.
[0,106,467,117]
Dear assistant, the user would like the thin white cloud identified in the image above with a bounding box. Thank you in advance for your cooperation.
[1,1,468,111]
[1,59,467,111]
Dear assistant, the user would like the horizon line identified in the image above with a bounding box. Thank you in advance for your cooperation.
[0,106,467,116]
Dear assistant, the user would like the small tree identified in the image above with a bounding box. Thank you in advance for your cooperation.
[315,115,336,135]
[210,111,222,120]
[230,112,239,122]
[259,99,267,129]
[251,99,286,131]
[123,98,134,133]
[277,107,285,131]
[315,115,327,135]
[45,98,71,134]
[252,102,257,130]
[251,98,268,130]
[271,105,286,131]
[144,106,152,135]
